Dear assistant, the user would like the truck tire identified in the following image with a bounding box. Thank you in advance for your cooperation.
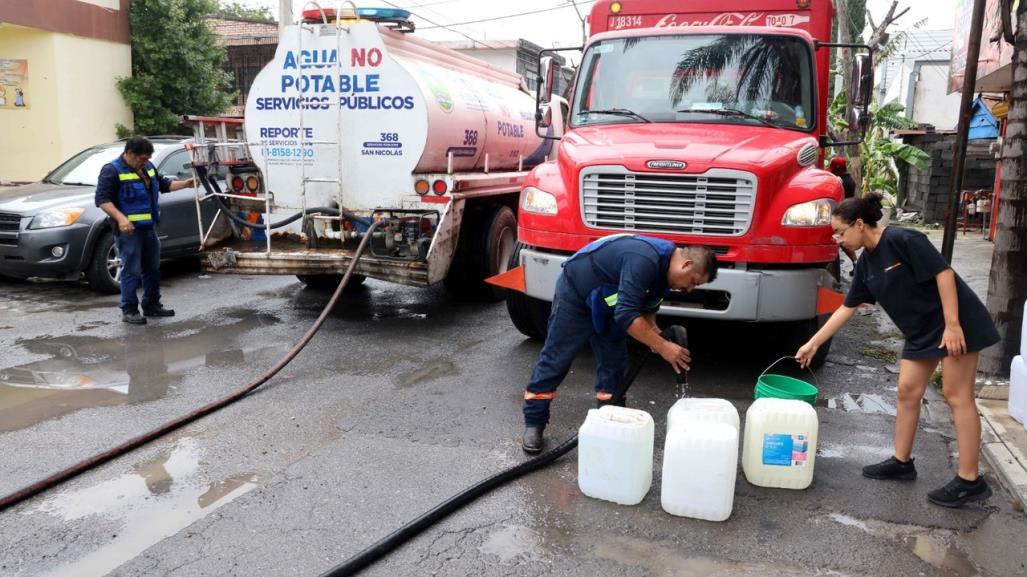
[296,273,366,293]
[444,205,517,301]
[504,242,552,340]
[86,231,122,294]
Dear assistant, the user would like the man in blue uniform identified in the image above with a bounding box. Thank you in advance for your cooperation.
[521,235,719,453]
[95,136,195,324]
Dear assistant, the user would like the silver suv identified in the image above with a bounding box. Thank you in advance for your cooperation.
[0,138,216,293]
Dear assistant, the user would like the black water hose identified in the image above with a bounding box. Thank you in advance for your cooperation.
[195,167,370,231]
[0,220,384,513]
[316,325,690,577]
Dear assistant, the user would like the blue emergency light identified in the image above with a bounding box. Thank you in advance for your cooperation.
[356,8,412,21]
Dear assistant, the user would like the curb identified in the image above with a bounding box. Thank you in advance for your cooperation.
[978,400,1027,511]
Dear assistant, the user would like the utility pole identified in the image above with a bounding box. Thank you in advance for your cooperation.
[279,0,293,32]
[941,0,987,262]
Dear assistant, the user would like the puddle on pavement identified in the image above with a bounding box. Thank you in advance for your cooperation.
[33,437,264,577]
[395,359,458,388]
[590,535,825,577]
[479,524,543,564]
[0,310,282,431]
[827,514,981,577]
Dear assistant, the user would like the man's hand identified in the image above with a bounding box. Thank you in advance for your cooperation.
[118,217,135,235]
[657,339,691,374]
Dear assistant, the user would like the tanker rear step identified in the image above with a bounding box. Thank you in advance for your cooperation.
[201,238,430,286]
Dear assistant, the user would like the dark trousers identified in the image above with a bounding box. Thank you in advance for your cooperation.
[116,227,162,314]
[523,276,628,427]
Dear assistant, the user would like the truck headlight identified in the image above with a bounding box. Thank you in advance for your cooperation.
[782,199,834,226]
[29,207,85,229]
[520,186,558,215]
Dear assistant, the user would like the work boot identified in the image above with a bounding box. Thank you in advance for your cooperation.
[122,311,147,325]
[927,475,992,508]
[143,304,175,317]
[596,395,627,409]
[862,456,917,481]
[522,425,545,455]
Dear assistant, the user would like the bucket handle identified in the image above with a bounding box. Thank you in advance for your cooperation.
[756,356,821,390]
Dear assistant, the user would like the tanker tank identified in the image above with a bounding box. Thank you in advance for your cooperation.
[244,20,550,213]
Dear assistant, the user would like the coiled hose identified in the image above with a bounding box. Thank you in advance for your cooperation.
[316,325,689,577]
[0,220,384,512]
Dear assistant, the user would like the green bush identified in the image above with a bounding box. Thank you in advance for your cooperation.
[116,0,234,136]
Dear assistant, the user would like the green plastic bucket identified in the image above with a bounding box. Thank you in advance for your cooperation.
[755,357,819,405]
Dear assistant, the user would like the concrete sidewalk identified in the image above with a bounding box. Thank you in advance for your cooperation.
[924,227,1027,510]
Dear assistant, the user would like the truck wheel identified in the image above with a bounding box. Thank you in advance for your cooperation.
[505,242,552,339]
[296,273,366,293]
[86,231,121,294]
[444,205,517,301]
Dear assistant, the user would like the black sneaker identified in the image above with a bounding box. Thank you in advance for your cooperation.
[521,425,545,455]
[143,305,175,317]
[122,311,147,325]
[862,456,917,481]
[927,475,992,508]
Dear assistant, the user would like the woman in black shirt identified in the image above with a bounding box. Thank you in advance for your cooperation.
[796,194,999,508]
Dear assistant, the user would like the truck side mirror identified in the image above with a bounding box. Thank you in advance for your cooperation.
[539,56,556,104]
[848,107,870,133]
[849,53,872,108]
[534,46,581,140]
[537,105,553,129]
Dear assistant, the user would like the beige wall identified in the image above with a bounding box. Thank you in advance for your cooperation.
[0,25,131,183]
[52,33,132,164]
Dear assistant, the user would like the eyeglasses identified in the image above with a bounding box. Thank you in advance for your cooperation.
[831,223,855,241]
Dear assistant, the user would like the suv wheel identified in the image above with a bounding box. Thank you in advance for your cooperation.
[86,231,122,294]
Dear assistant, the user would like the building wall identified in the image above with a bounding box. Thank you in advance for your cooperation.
[53,33,133,164]
[907,62,961,130]
[0,26,60,183]
[902,133,996,222]
[0,26,131,182]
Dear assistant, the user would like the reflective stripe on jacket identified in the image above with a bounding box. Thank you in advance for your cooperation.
[110,157,159,226]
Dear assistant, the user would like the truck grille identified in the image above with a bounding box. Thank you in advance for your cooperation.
[581,168,756,236]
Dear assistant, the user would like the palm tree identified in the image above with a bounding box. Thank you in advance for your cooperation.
[669,35,804,108]
[981,2,1027,377]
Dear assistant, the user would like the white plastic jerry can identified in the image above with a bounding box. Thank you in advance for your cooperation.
[1021,299,1027,358]
[661,420,738,521]
[742,398,819,490]
[666,397,740,432]
[577,406,654,505]
[1010,355,1026,425]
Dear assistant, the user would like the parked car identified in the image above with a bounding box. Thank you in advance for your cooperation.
[0,137,216,293]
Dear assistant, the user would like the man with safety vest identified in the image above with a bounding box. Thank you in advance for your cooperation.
[521,234,719,453]
[95,136,195,325]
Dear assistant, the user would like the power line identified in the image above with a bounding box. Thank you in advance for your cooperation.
[419,1,597,30]
[379,0,503,48]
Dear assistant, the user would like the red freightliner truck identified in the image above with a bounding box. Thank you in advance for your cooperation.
[502,0,872,366]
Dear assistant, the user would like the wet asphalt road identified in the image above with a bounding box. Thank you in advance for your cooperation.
[1,255,1025,577]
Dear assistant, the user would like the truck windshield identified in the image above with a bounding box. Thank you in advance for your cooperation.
[571,34,815,131]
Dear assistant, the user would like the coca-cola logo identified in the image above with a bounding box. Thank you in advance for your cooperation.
[654,12,765,28]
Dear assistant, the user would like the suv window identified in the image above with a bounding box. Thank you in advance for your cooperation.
[159,149,193,180]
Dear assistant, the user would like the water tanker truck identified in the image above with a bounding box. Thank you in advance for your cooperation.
[188,7,559,298]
